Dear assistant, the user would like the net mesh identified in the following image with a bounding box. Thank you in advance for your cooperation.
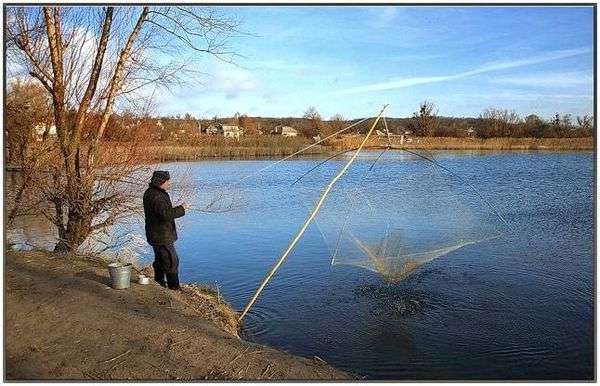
[293,149,505,281]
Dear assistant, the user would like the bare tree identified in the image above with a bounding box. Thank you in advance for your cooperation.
[303,106,321,120]
[560,114,572,129]
[551,113,561,127]
[303,106,322,137]
[5,79,53,164]
[6,6,240,252]
[319,113,346,139]
[239,114,259,135]
[480,108,521,137]
[576,115,594,133]
[410,101,438,136]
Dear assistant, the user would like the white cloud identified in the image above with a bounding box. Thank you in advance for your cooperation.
[332,47,592,95]
[378,7,399,25]
[249,59,311,72]
[152,60,261,116]
[449,92,592,101]
[208,65,259,99]
[363,6,407,29]
[491,71,592,88]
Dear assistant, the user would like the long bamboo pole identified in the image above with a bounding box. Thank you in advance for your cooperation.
[238,104,389,322]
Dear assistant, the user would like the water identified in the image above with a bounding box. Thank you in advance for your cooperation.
[8,151,594,380]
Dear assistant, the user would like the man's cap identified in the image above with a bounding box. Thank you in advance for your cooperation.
[151,170,170,186]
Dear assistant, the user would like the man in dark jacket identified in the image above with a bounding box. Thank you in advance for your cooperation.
[143,170,189,290]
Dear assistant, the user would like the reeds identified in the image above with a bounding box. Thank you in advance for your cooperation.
[329,136,593,152]
[142,136,326,161]
[102,136,593,164]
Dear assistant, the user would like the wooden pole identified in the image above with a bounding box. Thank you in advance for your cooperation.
[238,104,389,322]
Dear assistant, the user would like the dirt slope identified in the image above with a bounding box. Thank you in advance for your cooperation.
[5,250,350,380]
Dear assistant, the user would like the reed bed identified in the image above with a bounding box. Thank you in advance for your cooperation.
[330,136,594,152]
[100,136,593,164]
[147,144,326,161]
[144,136,326,161]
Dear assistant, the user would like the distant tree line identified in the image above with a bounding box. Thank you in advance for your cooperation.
[196,103,594,139]
[6,84,594,158]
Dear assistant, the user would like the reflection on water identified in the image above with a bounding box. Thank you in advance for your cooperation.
[5,151,594,380]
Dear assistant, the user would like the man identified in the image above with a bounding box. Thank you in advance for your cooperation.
[143,170,190,290]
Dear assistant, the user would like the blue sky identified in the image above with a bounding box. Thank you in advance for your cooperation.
[148,6,594,119]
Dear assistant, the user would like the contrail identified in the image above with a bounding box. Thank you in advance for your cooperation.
[332,47,591,96]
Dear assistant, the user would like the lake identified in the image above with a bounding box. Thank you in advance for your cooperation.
[8,151,595,380]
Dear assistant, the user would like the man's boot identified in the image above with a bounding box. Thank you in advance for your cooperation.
[166,273,180,290]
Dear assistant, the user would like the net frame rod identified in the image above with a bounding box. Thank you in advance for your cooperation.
[238,104,389,322]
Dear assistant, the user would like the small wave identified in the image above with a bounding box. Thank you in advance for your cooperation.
[353,283,443,318]
[241,304,281,339]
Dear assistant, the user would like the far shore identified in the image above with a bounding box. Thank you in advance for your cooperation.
[147,136,593,162]
[4,137,593,172]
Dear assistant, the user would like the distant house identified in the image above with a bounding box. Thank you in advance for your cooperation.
[466,127,476,137]
[33,123,56,140]
[272,125,298,137]
[204,124,220,135]
[203,123,244,138]
[221,125,244,139]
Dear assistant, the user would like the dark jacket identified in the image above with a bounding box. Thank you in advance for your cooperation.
[143,184,185,246]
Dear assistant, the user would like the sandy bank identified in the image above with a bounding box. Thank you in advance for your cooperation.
[5,250,351,380]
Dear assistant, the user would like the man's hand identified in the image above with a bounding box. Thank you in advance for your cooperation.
[182,202,191,210]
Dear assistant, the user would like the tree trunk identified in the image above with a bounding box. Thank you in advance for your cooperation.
[53,207,92,253]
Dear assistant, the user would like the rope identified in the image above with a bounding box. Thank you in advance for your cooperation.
[394,147,509,228]
[290,147,360,186]
[234,116,371,185]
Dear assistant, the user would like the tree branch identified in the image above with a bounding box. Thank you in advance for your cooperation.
[72,7,114,149]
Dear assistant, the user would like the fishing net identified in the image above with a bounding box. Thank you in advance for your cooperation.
[293,149,506,281]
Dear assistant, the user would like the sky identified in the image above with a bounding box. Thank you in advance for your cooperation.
[155,5,593,120]
[7,5,593,120]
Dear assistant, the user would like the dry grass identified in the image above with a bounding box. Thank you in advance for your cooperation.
[177,284,241,337]
[329,136,594,151]
[145,136,325,161]
[140,136,593,162]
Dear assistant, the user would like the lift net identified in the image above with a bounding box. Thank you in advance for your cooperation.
[293,149,505,282]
